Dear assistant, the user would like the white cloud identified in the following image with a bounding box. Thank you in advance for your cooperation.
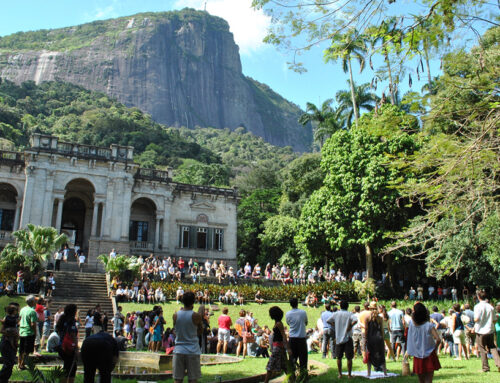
[174,0,271,55]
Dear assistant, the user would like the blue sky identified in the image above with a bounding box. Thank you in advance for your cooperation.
[0,0,486,110]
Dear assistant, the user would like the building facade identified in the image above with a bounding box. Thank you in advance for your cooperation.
[0,134,239,267]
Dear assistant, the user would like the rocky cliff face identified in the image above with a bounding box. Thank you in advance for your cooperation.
[0,9,311,151]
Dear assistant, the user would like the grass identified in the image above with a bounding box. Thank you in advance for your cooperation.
[119,299,496,330]
[5,350,500,382]
[3,298,500,382]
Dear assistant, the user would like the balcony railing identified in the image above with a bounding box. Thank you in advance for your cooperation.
[130,241,154,250]
[174,182,239,198]
[0,150,25,167]
[29,133,133,163]
[0,231,13,241]
[134,168,171,183]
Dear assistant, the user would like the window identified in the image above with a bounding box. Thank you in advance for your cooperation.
[197,227,207,249]
[129,221,149,242]
[0,209,14,231]
[181,226,190,248]
[214,229,224,251]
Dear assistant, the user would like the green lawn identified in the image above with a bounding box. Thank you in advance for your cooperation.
[5,351,500,382]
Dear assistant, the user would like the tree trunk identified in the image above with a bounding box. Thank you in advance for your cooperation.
[365,243,373,279]
[385,49,396,105]
[347,56,359,126]
[424,48,432,93]
[385,253,395,289]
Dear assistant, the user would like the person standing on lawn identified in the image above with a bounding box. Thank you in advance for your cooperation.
[407,302,441,383]
[217,307,232,355]
[286,297,308,372]
[327,300,358,379]
[264,306,291,383]
[173,291,203,383]
[474,291,500,373]
[321,303,335,359]
[18,295,37,370]
[388,301,406,360]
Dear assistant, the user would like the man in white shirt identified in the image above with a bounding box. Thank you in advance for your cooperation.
[327,300,357,379]
[78,253,86,272]
[109,249,117,259]
[286,297,308,371]
[474,290,500,372]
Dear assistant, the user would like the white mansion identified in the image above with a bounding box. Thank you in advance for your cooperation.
[0,134,238,267]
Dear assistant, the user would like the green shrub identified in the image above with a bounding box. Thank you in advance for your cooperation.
[149,280,358,301]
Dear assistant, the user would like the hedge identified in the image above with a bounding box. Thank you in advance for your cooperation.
[150,280,358,301]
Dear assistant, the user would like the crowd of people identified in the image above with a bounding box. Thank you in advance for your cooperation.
[114,251,367,285]
[1,290,500,383]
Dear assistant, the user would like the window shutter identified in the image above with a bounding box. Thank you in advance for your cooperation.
[178,226,182,248]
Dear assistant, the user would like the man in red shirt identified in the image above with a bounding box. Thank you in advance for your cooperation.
[178,258,185,280]
[217,307,232,355]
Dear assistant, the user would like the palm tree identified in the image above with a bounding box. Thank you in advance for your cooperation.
[324,29,367,126]
[367,17,403,105]
[298,99,343,147]
[0,224,67,273]
[336,82,379,127]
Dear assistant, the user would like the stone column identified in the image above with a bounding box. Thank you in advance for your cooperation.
[120,178,132,240]
[13,199,22,230]
[103,180,114,238]
[41,170,55,227]
[20,166,35,227]
[162,201,171,251]
[91,201,99,237]
[155,216,161,250]
[100,202,106,237]
[55,199,64,231]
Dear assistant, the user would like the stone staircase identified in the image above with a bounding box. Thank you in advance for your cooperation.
[50,271,115,340]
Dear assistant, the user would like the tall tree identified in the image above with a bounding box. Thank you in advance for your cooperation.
[324,29,367,126]
[367,17,403,105]
[298,99,342,147]
[335,82,378,128]
[386,27,499,284]
[296,105,419,279]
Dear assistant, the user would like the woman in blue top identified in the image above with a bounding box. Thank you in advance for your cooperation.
[152,308,164,352]
[407,302,441,383]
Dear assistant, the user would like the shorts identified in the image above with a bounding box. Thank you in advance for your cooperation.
[383,329,390,341]
[43,323,51,337]
[453,329,465,345]
[352,332,362,349]
[336,338,354,360]
[173,353,201,381]
[219,328,230,342]
[19,335,35,354]
[390,330,405,345]
[464,328,475,345]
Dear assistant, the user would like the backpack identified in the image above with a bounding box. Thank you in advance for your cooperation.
[60,323,77,354]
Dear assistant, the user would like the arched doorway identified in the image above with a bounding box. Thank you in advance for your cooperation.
[0,183,17,234]
[61,179,95,252]
[129,198,157,251]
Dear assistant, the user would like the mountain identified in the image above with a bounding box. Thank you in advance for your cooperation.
[0,9,312,151]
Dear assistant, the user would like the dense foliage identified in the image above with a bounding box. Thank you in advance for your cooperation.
[0,80,219,168]
[0,9,230,52]
[0,225,67,275]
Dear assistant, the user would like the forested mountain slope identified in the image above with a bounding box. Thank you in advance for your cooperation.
[0,9,312,151]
